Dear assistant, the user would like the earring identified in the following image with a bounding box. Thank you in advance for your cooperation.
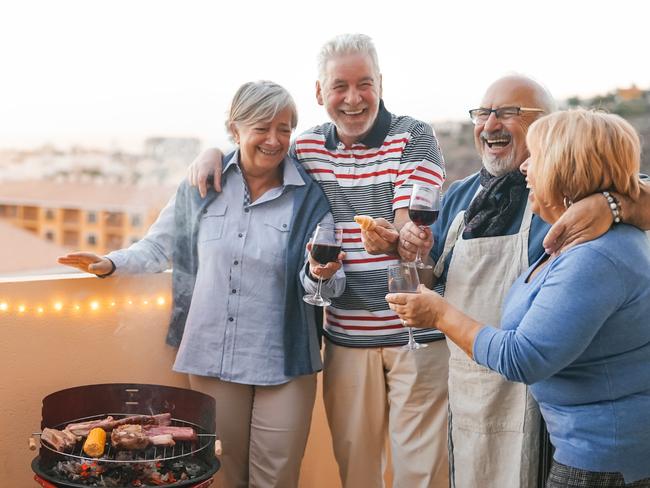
[563,196,573,209]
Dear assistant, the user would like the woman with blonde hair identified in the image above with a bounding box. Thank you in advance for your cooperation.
[387,109,650,486]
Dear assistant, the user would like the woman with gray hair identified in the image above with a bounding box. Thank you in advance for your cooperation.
[58,80,344,488]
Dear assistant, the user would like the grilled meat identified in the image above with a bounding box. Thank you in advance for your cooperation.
[110,425,181,449]
[65,413,172,437]
[43,413,186,453]
[64,416,115,437]
[41,428,79,452]
[144,425,197,442]
[111,424,150,450]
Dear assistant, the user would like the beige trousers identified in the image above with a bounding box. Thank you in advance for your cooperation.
[189,374,317,488]
[323,339,450,488]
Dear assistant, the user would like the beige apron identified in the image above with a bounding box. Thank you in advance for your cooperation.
[434,197,541,488]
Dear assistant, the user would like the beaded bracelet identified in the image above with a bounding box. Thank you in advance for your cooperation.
[602,191,621,224]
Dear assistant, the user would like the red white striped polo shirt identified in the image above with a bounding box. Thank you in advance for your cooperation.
[292,101,446,347]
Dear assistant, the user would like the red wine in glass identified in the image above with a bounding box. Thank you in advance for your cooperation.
[303,223,343,307]
[408,209,439,227]
[408,184,441,269]
[311,244,342,265]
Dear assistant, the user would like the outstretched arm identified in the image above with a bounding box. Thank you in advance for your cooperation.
[386,284,483,357]
[57,252,114,276]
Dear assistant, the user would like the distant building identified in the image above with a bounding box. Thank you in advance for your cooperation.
[617,85,644,102]
[144,137,201,162]
[0,221,73,276]
[0,180,174,256]
[143,137,201,184]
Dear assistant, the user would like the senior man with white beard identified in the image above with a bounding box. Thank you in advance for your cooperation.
[366,74,650,488]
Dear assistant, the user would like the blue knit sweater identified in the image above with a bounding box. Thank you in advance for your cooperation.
[474,225,650,482]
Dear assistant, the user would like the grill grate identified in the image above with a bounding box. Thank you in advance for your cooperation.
[40,413,215,464]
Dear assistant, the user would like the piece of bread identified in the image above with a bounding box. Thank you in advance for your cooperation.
[354,215,377,231]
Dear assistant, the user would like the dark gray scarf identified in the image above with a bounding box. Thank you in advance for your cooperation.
[463,167,527,239]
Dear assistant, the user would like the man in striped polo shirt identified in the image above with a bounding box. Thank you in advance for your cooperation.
[302,34,449,488]
[188,34,449,488]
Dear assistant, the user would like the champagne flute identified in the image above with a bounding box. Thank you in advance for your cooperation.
[303,223,343,306]
[408,184,441,269]
[387,261,427,350]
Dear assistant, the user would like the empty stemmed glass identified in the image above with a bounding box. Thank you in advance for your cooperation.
[387,261,427,350]
[408,184,441,269]
[303,223,343,307]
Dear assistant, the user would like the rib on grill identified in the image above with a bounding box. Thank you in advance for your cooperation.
[41,428,80,452]
[65,413,172,437]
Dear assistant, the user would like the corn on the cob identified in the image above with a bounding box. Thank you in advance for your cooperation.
[83,427,106,457]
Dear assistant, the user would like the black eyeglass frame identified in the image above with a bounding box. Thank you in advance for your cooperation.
[468,106,545,124]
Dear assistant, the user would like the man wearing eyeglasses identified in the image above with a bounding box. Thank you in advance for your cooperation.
[392,75,650,488]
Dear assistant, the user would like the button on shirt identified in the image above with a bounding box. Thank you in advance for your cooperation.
[107,151,337,384]
[172,153,311,385]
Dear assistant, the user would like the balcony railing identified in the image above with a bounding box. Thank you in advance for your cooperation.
[0,272,342,487]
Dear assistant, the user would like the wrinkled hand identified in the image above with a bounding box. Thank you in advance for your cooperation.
[307,243,345,281]
[360,218,399,255]
[544,194,611,254]
[397,222,433,261]
[386,284,445,328]
[57,252,113,276]
[187,148,224,198]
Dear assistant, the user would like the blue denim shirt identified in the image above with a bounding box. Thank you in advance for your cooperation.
[108,151,338,384]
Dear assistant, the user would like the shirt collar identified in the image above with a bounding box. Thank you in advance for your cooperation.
[225,150,304,188]
[324,99,392,150]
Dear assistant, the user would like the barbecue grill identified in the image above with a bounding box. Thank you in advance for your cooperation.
[31,383,220,488]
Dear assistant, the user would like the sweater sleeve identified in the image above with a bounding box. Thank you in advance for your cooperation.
[473,246,626,384]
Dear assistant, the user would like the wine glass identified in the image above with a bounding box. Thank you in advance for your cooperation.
[387,262,427,350]
[303,223,343,307]
[408,184,441,269]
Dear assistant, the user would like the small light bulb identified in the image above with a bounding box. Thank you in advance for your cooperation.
[90,301,99,311]
[74,304,81,311]
[0,302,8,312]
[127,300,133,305]
[37,306,44,314]
[18,305,26,313]
[143,300,149,305]
[156,297,166,306]
[54,302,63,311]
[110,301,116,307]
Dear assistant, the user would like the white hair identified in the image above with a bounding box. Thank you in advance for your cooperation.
[317,33,381,83]
[226,81,298,139]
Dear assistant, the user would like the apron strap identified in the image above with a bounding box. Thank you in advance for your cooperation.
[433,210,465,279]
[518,195,534,234]
[433,188,534,279]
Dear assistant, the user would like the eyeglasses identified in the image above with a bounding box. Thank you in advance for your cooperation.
[468,106,545,125]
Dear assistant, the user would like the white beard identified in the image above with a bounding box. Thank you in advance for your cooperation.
[482,151,519,177]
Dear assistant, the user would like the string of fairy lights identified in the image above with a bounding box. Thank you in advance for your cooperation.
[0,296,169,316]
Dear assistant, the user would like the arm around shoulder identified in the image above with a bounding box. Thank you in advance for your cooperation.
[616,180,650,230]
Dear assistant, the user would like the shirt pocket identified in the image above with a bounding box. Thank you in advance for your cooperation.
[198,202,228,242]
[263,219,292,259]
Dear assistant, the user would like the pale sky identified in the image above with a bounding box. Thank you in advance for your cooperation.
[1,0,648,152]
